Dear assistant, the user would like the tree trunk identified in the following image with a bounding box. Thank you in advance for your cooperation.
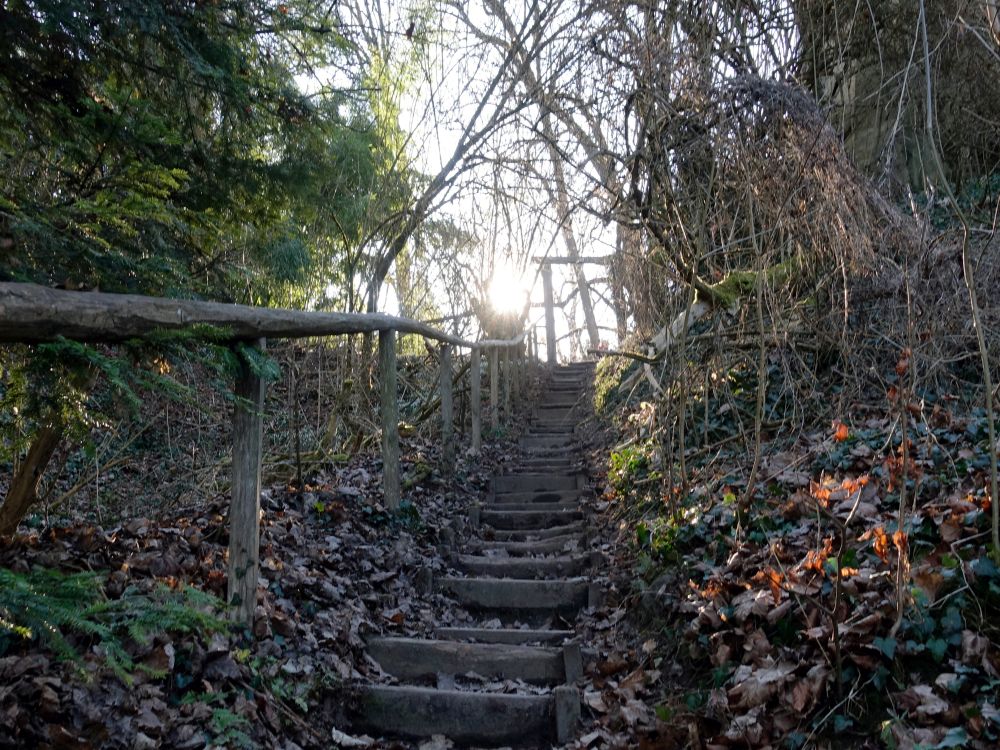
[0,425,62,535]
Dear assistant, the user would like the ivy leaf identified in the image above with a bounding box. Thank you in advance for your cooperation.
[873,636,897,660]
[927,637,948,662]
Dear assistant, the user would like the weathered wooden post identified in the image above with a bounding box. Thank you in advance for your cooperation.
[517,337,528,394]
[440,344,454,470]
[379,329,401,510]
[470,346,482,453]
[502,346,511,420]
[542,263,557,365]
[489,347,499,431]
[510,343,521,409]
[228,338,267,627]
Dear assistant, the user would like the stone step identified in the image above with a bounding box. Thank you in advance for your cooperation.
[493,474,583,493]
[520,436,574,450]
[366,637,575,685]
[526,425,576,435]
[529,414,578,422]
[481,508,584,531]
[353,685,579,745]
[484,501,578,512]
[519,450,578,463]
[434,627,575,645]
[488,490,581,504]
[487,521,586,541]
[437,576,589,615]
[455,553,591,578]
[513,467,580,477]
[521,441,577,452]
[517,455,577,467]
[470,535,585,556]
[515,461,579,473]
[533,408,579,418]
[525,425,575,434]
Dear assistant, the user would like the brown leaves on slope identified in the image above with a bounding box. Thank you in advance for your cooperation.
[598,411,1000,749]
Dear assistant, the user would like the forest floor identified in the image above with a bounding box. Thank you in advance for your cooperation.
[0,360,651,750]
[2,353,999,749]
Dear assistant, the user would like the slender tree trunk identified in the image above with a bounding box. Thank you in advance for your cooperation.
[0,425,62,535]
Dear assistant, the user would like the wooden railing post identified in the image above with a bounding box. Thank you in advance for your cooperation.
[379,329,401,510]
[440,344,454,470]
[532,326,539,363]
[542,263,557,365]
[502,346,511,421]
[228,338,266,627]
[489,347,499,431]
[517,340,528,393]
[470,346,482,453]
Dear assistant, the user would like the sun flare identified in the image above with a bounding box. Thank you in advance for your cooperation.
[487,264,529,315]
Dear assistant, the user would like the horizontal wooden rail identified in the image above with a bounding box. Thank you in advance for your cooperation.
[0,283,523,350]
[532,255,612,265]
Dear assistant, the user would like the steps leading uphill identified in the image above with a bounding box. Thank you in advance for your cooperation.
[351,362,598,747]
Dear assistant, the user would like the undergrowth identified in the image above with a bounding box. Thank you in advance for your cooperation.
[0,566,228,681]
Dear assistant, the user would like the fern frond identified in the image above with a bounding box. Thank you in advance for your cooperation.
[0,567,228,682]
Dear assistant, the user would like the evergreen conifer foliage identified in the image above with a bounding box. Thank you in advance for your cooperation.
[0,0,379,303]
[0,1,397,531]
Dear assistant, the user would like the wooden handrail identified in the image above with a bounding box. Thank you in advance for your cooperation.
[0,280,536,627]
[0,282,524,350]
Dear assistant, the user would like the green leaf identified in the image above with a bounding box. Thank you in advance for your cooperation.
[832,714,853,733]
[636,522,651,547]
[927,637,948,662]
[873,636,897,659]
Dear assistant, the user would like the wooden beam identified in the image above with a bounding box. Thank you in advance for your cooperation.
[228,339,267,627]
[489,348,499,431]
[502,347,511,418]
[533,255,612,265]
[0,282,523,349]
[440,344,454,471]
[379,330,401,511]
[542,265,557,365]
[470,347,482,454]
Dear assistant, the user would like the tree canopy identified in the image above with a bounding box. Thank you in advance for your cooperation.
[0,0,391,307]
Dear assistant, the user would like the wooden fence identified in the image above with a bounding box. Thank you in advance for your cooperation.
[0,283,533,626]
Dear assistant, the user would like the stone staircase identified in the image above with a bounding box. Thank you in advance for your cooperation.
[351,362,597,747]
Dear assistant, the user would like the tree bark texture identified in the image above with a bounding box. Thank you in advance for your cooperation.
[0,282,522,349]
[0,425,62,535]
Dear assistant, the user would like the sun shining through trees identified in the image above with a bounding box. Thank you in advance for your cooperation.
[487,263,529,316]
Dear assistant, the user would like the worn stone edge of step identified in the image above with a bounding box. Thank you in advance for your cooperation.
[353,684,580,745]
[434,626,575,645]
[480,509,584,531]
[454,552,591,578]
[366,636,574,685]
[437,575,590,611]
